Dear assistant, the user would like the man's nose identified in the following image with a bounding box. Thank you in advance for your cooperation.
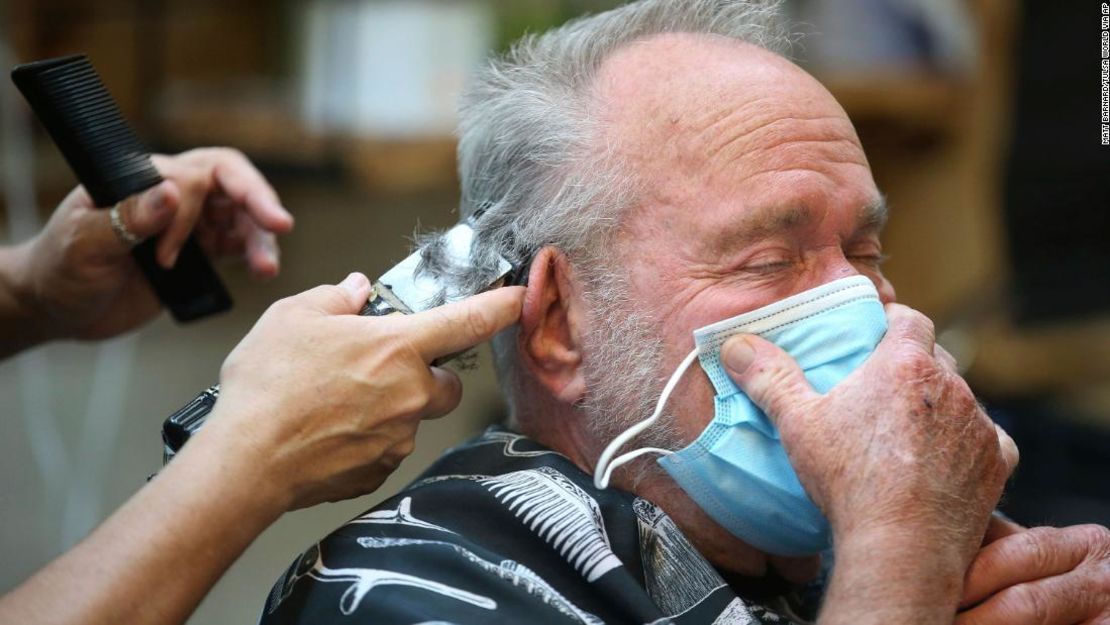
[813,252,897,304]
[814,251,860,282]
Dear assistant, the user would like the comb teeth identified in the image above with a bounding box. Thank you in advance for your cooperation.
[11,54,163,206]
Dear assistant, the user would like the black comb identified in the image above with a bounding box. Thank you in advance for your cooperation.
[11,54,232,322]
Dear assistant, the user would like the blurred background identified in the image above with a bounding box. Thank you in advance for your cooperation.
[0,0,1107,622]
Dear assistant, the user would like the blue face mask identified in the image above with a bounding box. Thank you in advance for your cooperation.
[593,276,887,556]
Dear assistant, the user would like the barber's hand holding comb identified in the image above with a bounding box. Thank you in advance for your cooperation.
[0,148,292,357]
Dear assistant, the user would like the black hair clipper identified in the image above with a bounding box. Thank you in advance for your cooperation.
[11,54,231,322]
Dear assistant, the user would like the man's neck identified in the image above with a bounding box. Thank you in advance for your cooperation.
[513,397,780,580]
[514,404,600,475]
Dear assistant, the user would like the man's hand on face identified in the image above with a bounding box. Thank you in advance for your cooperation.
[957,515,1110,625]
[16,147,293,342]
[720,304,1019,592]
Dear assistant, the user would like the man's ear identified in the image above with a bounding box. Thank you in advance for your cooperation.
[519,247,587,403]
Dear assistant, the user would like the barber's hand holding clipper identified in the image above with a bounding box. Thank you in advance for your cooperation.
[0,268,524,625]
[202,274,525,509]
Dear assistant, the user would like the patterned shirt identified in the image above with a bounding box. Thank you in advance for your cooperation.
[260,427,823,624]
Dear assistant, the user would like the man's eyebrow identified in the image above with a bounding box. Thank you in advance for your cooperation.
[701,204,813,256]
[857,196,889,232]
[715,204,813,251]
[734,197,887,242]
[703,197,888,256]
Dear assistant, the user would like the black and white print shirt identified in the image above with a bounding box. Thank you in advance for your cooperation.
[260,426,823,625]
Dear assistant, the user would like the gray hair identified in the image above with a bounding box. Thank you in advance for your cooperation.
[418,0,793,416]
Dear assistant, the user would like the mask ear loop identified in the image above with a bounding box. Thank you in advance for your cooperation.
[593,347,700,490]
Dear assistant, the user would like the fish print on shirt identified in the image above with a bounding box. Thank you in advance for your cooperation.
[479,467,623,583]
[260,427,819,625]
[356,536,604,625]
[265,543,496,616]
[633,497,735,618]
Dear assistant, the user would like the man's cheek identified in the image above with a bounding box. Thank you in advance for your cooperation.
[670,373,718,444]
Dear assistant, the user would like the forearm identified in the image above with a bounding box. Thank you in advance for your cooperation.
[0,241,51,358]
[819,528,968,625]
[0,420,287,625]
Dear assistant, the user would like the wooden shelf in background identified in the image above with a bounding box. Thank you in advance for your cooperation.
[153,83,329,165]
[152,83,460,194]
[819,72,967,138]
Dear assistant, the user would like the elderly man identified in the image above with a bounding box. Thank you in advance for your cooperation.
[261,1,1110,624]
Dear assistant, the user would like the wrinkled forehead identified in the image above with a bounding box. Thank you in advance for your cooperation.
[591,33,875,249]
[593,33,861,164]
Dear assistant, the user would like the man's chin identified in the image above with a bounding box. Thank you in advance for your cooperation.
[703,541,821,585]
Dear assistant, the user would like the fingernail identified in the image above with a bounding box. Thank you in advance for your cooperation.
[262,237,279,264]
[166,249,180,268]
[722,335,755,375]
[140,187,162,214]
[338,272,368,295]
[268,200,294,228]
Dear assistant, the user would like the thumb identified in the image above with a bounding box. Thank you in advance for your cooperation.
[84,181,178,256]
[295,272,372,315]
[721,334,818,427]
[92,182,177,255]
[125,181,179,241]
